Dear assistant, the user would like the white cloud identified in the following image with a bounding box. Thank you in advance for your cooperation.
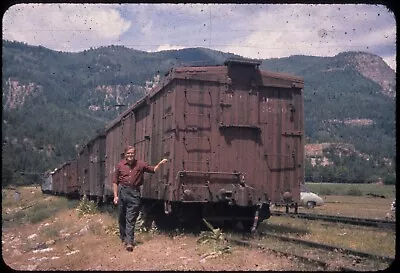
[2,3,396,71]
[210,4,396,70]
[3,4,131,51]
[382,56,396,71]
[155,44,186,52]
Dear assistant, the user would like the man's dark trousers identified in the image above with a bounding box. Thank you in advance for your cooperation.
[118,185,141,245]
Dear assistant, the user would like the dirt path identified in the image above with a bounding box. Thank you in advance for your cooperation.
[2,209,302,271]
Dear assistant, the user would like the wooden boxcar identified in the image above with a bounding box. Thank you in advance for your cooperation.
[103,96,152,201]
[77,142,90,197]
[51,165,63,195]
[50,161,79,197]
[88,134,106,201]
[64,160,79,197]
[102,58,304,228]
[77,134,106,200]
[41,169,55,194]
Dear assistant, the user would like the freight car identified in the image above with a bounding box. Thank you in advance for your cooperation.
[44,160,79,198]
[41,169,55,194]
[76,133,106,202]
[43,57,305,231]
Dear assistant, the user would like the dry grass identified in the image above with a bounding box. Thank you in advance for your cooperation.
[306,183,396,198]
[40,222,64,238]
[2,186,78,228]
[316,195,393,219]
[76,195,99,217]
[275,195,394,219]
[3,185,395,262]
[2,186,44,208]
[261,217,395,258]
[265,191,396,259]
[195,219,233,259]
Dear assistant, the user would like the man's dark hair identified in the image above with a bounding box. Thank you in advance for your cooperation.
[125,146,135,154]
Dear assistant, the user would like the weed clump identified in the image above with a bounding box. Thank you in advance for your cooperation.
[196,219,232,260]
[135,211,158,234]
[28,204,54,224]
[76,195,98,217]
[105,222,119,236]
[347,187,362,196]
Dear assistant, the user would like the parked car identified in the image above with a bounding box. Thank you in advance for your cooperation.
[300,184,324,209]
[386,198,396,219]
[390,198,396,212]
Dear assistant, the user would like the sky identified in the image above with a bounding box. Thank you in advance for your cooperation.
[2,3,397,71]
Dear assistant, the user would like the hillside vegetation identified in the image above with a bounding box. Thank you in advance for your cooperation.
[1,40,396,186]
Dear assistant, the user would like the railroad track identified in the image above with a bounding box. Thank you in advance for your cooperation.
[227,236,355,271]
[259,231,394,263]
[226,231,394,271]
[271,211,396,230]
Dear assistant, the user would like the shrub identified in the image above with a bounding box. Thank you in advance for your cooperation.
[67,199,80,209]
[383,174,396,185]
[28,209,53,224]
[196,219,232,259]
[2,210,26,227]
[347,187,363,196]
[105,222,119,237]
[318,187,333,195]
[76,195,98,217]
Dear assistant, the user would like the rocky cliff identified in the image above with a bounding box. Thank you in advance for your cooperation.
[340,52,396,98]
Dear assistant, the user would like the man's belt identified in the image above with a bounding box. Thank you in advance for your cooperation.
[119,184,140,192]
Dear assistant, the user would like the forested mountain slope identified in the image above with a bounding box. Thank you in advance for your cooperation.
[2,40,395,185]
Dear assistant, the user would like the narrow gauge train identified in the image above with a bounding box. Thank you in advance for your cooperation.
[42,58,305,230]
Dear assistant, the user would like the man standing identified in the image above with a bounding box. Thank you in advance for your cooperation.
[113,145,168,251]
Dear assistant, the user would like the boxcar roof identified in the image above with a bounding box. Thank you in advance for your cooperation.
[103,62,304,133]
[77,133,106,155]
[54,162,69,173]
[148,64,304,98]
[224,57,262,66]
[104,95,148,132]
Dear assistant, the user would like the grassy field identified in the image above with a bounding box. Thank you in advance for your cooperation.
[302,182,396,219]
[274,195,395,219]
[2,186,79,228]
[260,215,396,258]
[2,185,396,268]
[312,195,395,219]
[305,182,396,198]
[264,183,396,261]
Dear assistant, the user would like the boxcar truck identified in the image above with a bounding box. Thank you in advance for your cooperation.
[104,57,305,231]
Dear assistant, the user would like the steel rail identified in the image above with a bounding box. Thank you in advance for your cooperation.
[226,237,356,271]
[271,211,396,230]
[259,231,395,264]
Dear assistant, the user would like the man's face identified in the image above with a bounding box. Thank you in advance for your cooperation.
[125,148,135,163]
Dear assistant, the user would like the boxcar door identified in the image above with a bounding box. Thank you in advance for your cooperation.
[217,80,263,205]
[157,89,176,200]
[183,81,212,172]
[176,81,214,201]
[259,87,302,203]
[134,103,152,198]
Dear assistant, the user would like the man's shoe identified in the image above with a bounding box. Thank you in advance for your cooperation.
[126,244,133,252]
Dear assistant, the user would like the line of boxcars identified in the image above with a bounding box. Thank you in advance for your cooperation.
[42,57,305,230]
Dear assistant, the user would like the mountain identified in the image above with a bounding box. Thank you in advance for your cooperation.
[1,40,396,185]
